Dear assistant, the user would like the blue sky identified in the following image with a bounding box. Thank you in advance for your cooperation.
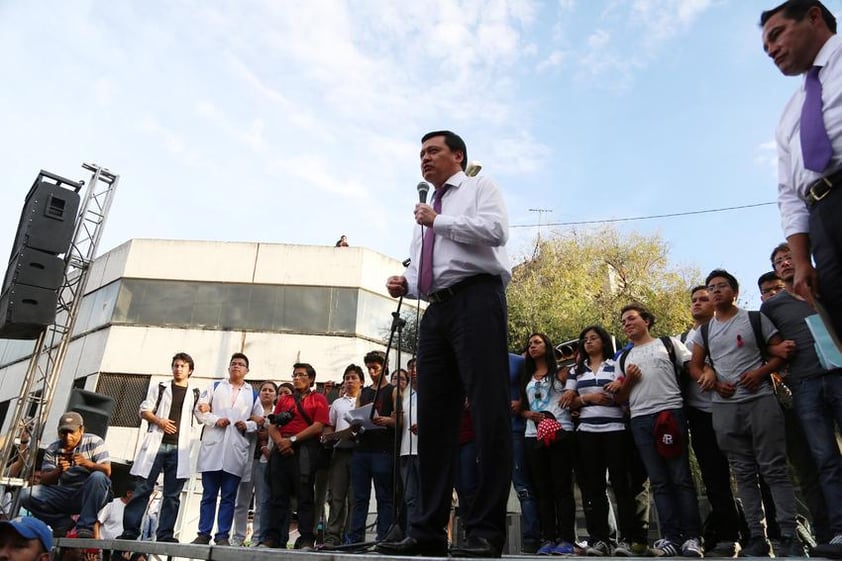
[0,0,834,307]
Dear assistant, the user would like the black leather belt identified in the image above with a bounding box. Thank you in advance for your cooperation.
[427,274,500,304]
[807,168,842,207]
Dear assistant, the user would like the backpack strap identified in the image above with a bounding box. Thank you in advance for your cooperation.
[618,348,631,376]
[659,336,682,385]
[679,330,689,344]
[748,310,766,357]
[700,320,714,368]
[152,382,167,415]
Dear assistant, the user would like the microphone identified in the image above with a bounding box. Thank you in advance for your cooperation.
[417,181,430,204]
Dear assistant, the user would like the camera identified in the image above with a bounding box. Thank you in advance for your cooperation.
[268,410,294,426]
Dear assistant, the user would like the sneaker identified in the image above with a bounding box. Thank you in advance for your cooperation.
[76,528,95,539]
[777,536,806,558]
[537,541,556,555]
[831,534,842,545]
[631,542,651,556]
[738,537,770,557]
[681,537,703,558]
[191,534,211,545]
[586,540,611,556]
[215,537,230,546]
[552,541,575,555]
[613,541,634,557]
[652,539,681,557]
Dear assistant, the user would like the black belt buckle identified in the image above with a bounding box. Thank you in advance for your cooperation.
[808,176,834,206]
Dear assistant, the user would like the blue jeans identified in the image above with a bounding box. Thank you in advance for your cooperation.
[121,443,185,541]
[348,450,394,543]
[511,432,540,545]
[198,470,241,540]
[791,373,842,536]
[630,408,700,542]
[20,471,111,532]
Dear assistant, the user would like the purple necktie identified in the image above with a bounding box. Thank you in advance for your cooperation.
[801,65,833,173]
[418,185,450,295]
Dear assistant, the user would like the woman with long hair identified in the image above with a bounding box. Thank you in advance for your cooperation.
[519,332,577,556]
[562,325,641,556]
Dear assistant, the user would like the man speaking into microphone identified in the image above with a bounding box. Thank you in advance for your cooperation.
[378,130,512,558]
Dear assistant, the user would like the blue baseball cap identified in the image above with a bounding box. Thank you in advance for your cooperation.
[0,516,53,551]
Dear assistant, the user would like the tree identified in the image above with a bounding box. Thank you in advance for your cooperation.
[507,226,701,349]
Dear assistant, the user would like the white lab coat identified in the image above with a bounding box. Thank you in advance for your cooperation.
[195,379,262,478]
[130,380,202,480]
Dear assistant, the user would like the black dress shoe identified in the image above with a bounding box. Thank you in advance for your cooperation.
[376,536,448,556]
[450,536,502,558]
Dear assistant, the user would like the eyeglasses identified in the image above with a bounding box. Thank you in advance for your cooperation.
[292,372,310,379]
[773,255,792,267]
[707,282,731,292]
[583,336,601,343]
[230,362,248,368]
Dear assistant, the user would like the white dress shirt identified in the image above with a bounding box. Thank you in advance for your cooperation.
[776,34,842,237]
[404,170,512,299]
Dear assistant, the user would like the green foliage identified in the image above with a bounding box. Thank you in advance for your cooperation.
[507,226,701,349]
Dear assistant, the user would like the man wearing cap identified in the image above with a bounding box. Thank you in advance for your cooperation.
[0,516,53,561]
[20,411,112,539]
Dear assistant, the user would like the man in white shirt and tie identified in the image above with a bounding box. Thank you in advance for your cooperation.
[762,0,842,341]
[379,130,512,558]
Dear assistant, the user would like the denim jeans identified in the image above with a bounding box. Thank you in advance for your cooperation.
[198,470,241,540]
[121,443,186,541]
[511,432,540,545]
[791,373,842,537]
[348,450,394,543]
[20,471,112,532]
[630,408,700,543]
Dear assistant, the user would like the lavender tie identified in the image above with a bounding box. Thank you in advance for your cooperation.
[801,65,833,173]
[419,185,450,295]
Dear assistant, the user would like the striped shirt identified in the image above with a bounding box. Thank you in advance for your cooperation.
[43,433,110,487]
[566,359,626,433]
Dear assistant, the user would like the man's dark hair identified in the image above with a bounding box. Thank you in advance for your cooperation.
[770,241,791,265]
[620,303,656,328]
[421,130,468,171]
[172,352,194,373]
[706,269,740,292]
[230,352,249,369]
[293,362,316,379]
[690,285,709,298]
[364,350,386,366]
[407,357,416,368]
[343,363,364,380]
[758,270,783,289]
[760,0,836,33]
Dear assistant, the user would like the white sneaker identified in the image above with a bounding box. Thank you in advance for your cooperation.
[681,537,703,558]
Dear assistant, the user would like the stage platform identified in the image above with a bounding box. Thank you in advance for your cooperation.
[52,538,842,561]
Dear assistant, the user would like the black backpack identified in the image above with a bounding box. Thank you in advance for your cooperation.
[618,336,683,385]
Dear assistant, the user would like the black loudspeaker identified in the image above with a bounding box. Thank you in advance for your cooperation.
[66,389,116,439]
[0,177,80,340]
[9,181,80,255]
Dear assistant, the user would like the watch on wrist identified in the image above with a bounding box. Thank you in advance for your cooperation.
[289,435,297,443]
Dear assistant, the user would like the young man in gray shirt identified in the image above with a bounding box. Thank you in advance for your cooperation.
[688,269,799,557]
